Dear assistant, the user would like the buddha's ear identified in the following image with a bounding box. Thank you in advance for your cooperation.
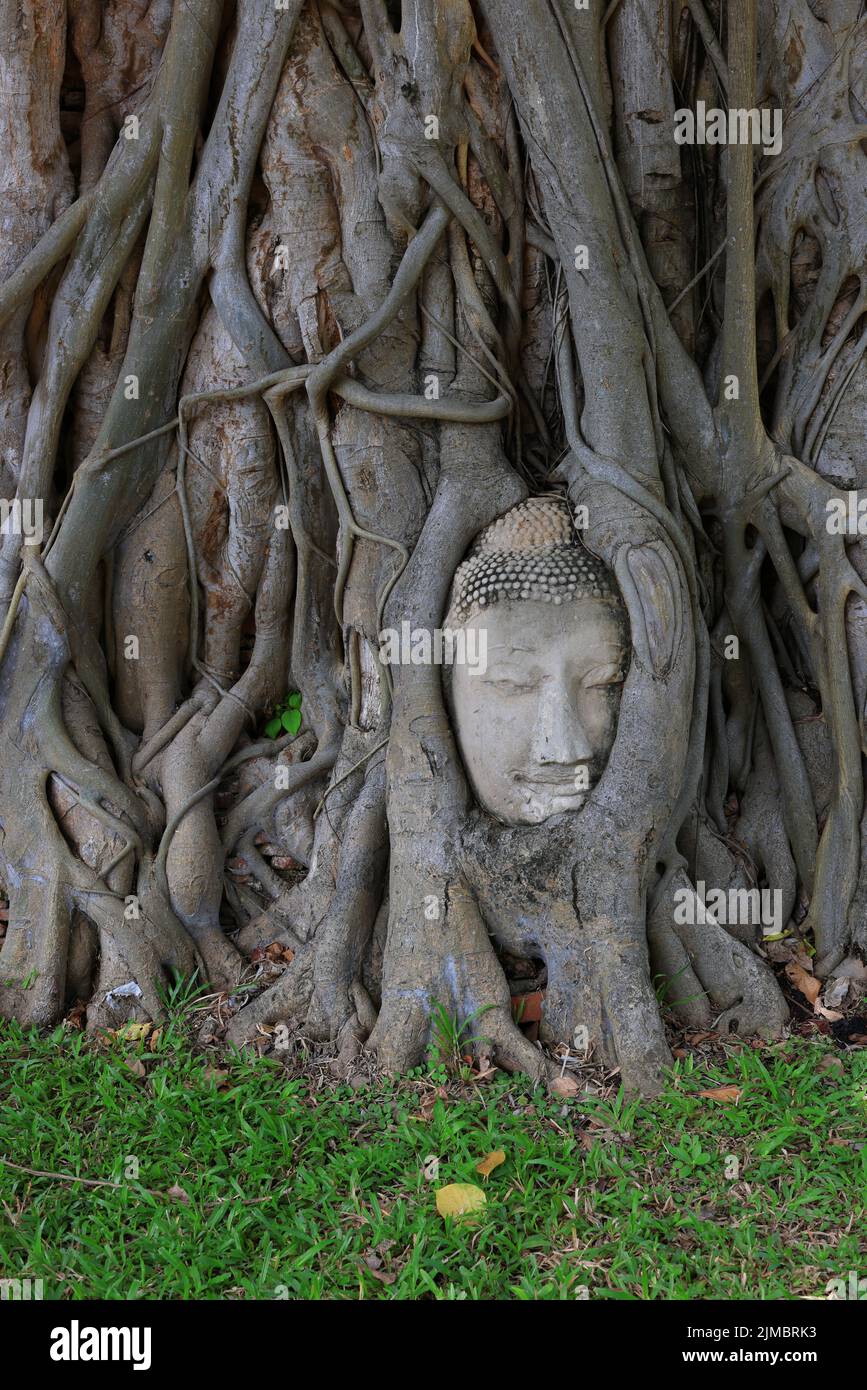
[614,540,684,679]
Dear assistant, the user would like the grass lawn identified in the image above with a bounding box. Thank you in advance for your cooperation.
[0,1012,865,1300]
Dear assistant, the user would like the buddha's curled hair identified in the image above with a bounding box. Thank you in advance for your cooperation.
[444,497,624,631]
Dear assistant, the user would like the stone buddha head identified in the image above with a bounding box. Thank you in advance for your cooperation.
[444,498,629,826]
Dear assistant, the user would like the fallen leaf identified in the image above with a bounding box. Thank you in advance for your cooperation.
[786,960,821,1005]
[361,1267,397,1284]
[549,1074,581,1098]
[822,977,850,1010]
[435,1183,487,1219]
[65,1001,87,1029]
[476,1150,506,1178]
[817,1055,844,1075]
[116,1022,150,1042]
[418,1085,448,1120]
[202,1067,229,1088]
[815,1004,844,1022]
[511,990,544,1023]
[263,941,289,961]
[167,1184,190,1205]
[698,1085,742,1104]
[123,1055,146,1079]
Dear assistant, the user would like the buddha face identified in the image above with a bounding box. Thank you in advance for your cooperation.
[449,597,629,825]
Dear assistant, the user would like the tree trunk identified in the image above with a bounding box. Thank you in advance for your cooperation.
[0,0,864,1093]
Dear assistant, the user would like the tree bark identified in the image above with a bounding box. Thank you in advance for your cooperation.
[0,0,864,1093]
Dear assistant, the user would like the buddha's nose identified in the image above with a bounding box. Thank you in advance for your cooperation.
[532,686,593,766]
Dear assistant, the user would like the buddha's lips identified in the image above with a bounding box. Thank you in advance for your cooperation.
[517,769,593,788]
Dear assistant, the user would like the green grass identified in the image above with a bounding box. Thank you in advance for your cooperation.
[0,1019,865,1299]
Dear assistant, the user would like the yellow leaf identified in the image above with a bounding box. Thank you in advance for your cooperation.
[476,1150,506,1178]
[435,1183,487,1219]
[116,1022,150,1042]
[698,1085,742,1104]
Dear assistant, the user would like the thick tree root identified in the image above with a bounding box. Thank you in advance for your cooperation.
[650,870,789,1035]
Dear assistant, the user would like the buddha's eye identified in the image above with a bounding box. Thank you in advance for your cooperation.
[487,677,536,694]
[582,664,626,690]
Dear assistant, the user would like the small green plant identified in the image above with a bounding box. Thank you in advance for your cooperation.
[653,965,707,1010]
[264,690,302,739]
[428,1001,495,1078]
[156,969,211,1020]
[665,1132,715,1177]
[4,970,39,990]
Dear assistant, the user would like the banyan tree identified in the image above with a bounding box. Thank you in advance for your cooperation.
[0,0,864,1093]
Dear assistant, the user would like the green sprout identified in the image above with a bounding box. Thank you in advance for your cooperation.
[264,690,302,739]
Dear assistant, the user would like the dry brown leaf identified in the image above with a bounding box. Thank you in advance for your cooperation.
[786,960,821,1004]
[817,1055,844,1075]
[123,1055,146,1079]
[549,1074,580,1098]
[418,1085,448,1120]
[202,1067,230,1088]
[66,1001,87,1030]
[698,1085,742,1104]
[815,1004,844,1022]
[475,1150,506,1178]
[264,942,294,963]
[362,1250,396,1284]
[364,1263,396,1285]
[473,1064,498,1081]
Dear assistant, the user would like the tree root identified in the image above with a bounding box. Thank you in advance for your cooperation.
[651,869,789,1036]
